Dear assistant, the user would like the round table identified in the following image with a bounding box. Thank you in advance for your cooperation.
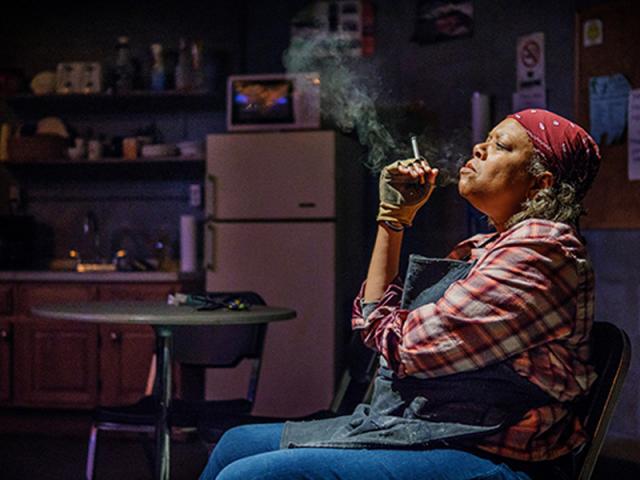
[32,301,296,480]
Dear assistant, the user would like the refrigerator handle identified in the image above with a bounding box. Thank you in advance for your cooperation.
[205,222,216,272]
[205,174,216,219]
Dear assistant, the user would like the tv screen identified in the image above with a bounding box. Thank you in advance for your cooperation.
[231,79,295,124]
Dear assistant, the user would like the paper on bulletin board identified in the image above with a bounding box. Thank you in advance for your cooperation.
[512,86,547,110]
[628,89,640,181]
[589,74,631,146]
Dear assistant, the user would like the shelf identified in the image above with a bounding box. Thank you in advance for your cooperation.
[1,156,205,181]
[5,91,225,114]
[2,155,204,166]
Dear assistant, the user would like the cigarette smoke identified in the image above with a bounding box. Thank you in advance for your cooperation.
[282,36,468,186]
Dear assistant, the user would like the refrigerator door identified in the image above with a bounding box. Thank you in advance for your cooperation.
[206,131,335,220]
[205,221,335,417]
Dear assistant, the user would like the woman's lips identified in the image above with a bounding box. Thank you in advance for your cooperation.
[460,160,476,173]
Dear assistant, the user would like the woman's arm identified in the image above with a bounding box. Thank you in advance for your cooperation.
[364,158,438,302]
[363,222,404,302]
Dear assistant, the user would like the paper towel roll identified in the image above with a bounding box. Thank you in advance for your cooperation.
[471,92,491,146]
[180,214,197,273]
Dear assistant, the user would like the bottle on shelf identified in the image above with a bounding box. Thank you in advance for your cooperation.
[175,38,193,91]
[191,40,204,92]
[114,36,134,93]
[149,43,166,92]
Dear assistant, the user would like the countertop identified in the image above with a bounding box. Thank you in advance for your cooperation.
[0,270,203,283]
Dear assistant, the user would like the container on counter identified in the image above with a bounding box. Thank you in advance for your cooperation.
[122,137,139,159]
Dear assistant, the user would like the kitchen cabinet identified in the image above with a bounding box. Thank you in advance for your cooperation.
[0,320,11,403]
[14,319,98,407]
[13,283,97,407]
[0,285,15,404]
[0,279,192,410]
[96,283,177,406]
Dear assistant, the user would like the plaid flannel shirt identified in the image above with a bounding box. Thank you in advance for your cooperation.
[352,219,596,461]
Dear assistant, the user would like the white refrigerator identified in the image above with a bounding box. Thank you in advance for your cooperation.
[204,130,368,417]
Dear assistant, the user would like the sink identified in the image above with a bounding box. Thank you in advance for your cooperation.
[48,259,116,273]
[76,263,117,273]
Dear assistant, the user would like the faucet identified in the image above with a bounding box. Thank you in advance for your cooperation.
[81,210,101,262]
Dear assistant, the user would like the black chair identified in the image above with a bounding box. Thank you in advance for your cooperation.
[198,321,631,480]
[85,292,268,480]
[569,321,632,480]
[197,331,379,443]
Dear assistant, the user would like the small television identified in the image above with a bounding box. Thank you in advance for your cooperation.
[226,72,321,132]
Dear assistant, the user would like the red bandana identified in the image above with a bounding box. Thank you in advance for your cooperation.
[507,109,601,200]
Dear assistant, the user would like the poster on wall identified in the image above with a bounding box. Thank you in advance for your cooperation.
[513,32,546,110]
[589,73,631,146]
[289,0,374,57]
[516,32,545,91]
[628,89,640,180]
[411,1,474,44]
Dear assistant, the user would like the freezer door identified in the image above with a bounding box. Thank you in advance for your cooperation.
[206,131,335,219]
[204,221,335,417]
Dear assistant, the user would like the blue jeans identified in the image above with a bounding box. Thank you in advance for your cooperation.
[199,423,531,480]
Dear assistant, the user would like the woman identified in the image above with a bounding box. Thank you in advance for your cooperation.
[199,109,601,480]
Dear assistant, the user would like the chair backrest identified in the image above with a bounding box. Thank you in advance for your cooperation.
[171,291,268,403]
[172,291,267,367]
[329,332,379,415]
[573,321,631,480]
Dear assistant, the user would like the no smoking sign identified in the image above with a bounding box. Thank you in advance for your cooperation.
[517,32,545,90]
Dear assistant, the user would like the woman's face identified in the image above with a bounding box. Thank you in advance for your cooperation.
[458,118,537,230]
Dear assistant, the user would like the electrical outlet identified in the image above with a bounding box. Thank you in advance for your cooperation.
[189,184,202,207]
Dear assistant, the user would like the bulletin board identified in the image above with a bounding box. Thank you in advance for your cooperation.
[575,1,640,229]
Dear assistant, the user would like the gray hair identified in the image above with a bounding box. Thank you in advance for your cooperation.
[504,151,583,229]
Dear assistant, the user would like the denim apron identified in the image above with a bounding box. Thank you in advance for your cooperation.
[280,254,554,450]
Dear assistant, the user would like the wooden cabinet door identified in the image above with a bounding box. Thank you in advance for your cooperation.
[13,284,98,407]
[0,320,11,404]
[14,319,98,407]
[98,324,155,406]
[0,284,14,316]
[97,283,177,405]
[0,285,14,404]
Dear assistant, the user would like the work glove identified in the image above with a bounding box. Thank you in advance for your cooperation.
[377,158,438,227]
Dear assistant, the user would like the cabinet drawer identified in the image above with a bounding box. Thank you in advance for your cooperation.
[16,283,96,316]
[98,283,178,302]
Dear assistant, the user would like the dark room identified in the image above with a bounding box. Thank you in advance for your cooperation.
[0,1,638,479]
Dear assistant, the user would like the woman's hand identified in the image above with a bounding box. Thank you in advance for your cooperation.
[377,158,439,226]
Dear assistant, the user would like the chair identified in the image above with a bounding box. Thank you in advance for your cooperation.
[570,321,632,480]
[85,291,268,480]
[198,321,631,480]
[197,331,379,443]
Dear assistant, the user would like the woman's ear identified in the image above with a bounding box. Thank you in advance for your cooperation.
[536,171,554,190]
[528,171,554,199]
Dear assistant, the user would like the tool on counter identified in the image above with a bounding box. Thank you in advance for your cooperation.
[168,292,251,311]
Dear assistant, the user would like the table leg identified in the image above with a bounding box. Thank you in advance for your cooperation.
[154,326,173,480]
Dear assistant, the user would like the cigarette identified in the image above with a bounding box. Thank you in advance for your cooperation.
[410,136,425,184]
[411,136,420,159]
